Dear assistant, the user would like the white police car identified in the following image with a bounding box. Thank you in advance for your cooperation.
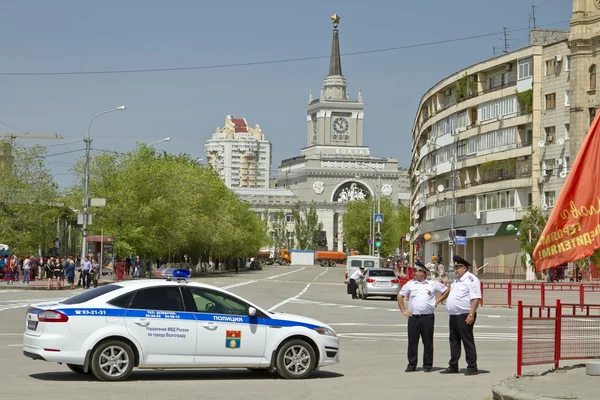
[23,270,339,381]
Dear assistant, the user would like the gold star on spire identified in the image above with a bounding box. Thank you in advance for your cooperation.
[331,13,341,25]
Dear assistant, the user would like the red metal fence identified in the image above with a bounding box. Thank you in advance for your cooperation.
[517,300,600,376]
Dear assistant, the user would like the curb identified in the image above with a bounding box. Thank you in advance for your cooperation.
[0,281,113,291]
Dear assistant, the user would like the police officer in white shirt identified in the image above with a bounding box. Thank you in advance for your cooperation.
[348,266,365,299]
[398,260,448,372]
[437,255,481,376]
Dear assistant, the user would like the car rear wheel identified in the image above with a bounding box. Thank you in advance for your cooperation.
[91,340,134,381]
[66,363,87,374]
[275,339,316,379]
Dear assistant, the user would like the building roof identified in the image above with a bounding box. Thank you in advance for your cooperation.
[329,26,342,76]
[234,187,296,197]
[231,118,249,133]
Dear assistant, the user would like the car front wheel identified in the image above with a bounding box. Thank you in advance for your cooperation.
[275,339,316,379]
[90,340,135,381]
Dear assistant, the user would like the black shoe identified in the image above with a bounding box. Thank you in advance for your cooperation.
[423,367,432,373]
[405,365,416,372]
[465,368,478,376]
[440,367,459,374]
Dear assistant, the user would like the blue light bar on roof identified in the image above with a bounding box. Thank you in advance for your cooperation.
[171,269,191,279]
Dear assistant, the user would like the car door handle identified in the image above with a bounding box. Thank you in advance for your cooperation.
[202,322,218,331]
[134,319,150,327]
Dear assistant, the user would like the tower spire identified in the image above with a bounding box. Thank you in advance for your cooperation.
[328,14,342,77]
[322,14,347,100]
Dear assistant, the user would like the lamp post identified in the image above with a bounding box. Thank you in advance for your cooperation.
[426,138,457,268]
[81,106,126,261]
[148,137,171,146]
[360,163,381,257]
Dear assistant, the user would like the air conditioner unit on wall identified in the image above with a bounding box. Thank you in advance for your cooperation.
[505,63,513,71]
[546,135,554,143]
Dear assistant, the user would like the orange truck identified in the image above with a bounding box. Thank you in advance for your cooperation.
[273,249,360,266]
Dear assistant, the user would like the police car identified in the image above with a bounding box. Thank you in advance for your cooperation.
[23,270,339,381]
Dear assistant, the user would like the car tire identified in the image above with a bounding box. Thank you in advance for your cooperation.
[66,363,87,374]
[90,340,135,381]
[275,339,316,379]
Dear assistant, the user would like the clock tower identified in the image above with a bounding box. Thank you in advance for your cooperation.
[306,14,365,148]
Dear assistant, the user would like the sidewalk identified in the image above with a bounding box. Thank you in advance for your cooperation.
[492,364,598,400]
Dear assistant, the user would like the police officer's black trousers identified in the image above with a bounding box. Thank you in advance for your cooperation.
[448,313,477,370]
[407,314,435,368]
[348,279,357,298]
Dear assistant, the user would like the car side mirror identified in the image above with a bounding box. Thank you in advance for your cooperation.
[248,307,257,317]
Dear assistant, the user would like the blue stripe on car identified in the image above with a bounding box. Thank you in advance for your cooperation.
[54,308,319,329]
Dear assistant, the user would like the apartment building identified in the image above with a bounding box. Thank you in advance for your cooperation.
[409,29,576,268]
[205,115,272,189]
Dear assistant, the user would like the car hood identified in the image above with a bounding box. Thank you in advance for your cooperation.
[268,311,332,330]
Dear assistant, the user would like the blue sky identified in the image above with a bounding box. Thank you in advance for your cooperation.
[0,0,572,188]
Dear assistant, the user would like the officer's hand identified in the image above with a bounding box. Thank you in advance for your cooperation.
[466,314,475,325]
[402,311,412,318]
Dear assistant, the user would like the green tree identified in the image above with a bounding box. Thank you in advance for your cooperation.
[0,139,63,255]
[270,210,288,253]
[519,206,548,267]
[292,202,323,250]
[68,144,267,261]
[342,198,410,257]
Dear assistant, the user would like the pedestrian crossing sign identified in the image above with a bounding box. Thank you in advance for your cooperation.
[374,214,384,224]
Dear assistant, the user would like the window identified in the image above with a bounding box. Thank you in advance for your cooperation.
[545,126,556,142]
[270,231,277,243]
[518,58,532,79]
[255,212,263,220]
[565,124,570,139]
[545,93,556,110]
[478,95,518,122]
[61,284,123,305]
[545,159,555,175]
[565,90,570,107]
[108,291,136,308]
[286,212,294,223]
[545,59,556,76]
[591,108,597,126]
[367,270,396,277]
[287,231,295,249]
[565,56,570,72]
[590,65,597,90]
[545,191,556,207]
[187,287,249,315]
[129,287,185,312]
[478,191,514,211]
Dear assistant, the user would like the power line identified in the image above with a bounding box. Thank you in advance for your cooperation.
[0,20,569,77]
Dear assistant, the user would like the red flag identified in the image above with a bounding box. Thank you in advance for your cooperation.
[533,113,600,271]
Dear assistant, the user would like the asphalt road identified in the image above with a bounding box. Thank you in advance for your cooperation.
[1,265,521,400]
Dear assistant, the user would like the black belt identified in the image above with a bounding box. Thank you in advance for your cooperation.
[411,314,433,318]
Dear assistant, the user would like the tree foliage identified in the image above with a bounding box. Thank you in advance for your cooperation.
[342,198,410,256]
[292,202,323,250]
[67,145,267,261]
[0,140,64,255]
[269,210,288,253]
[519,206,548,267]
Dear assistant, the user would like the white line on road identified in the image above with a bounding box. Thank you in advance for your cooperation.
[0,333,23,336]
[267,267,306,280]
[313,268,329,282]
[7,344,22,347]
[269,283,311,311]
[221,280,258,290]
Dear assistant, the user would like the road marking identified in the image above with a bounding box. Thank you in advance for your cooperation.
[338,332,517,342]
[221,280,258,290]
[269,283,311,311]
[7,344,22,347]
[313,268,329,282]
[267,267,306,280]
[0,333,23,336]
[0,290,25,293]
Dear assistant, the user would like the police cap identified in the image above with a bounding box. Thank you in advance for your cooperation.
[453,255,472,269]
[414,260,429,273]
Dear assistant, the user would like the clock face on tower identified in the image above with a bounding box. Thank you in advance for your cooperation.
[332,117,349,135]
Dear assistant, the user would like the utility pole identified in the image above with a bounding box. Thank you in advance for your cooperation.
[503,27,510,54]
[532,5,537,29]
[376,172,381,257]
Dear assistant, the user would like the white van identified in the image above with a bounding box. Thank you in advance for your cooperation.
[344,255,384,284]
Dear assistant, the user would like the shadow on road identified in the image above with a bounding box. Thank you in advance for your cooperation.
[29,369,344,382]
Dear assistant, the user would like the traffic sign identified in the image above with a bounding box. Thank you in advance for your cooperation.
[374,214,384,224]
[367,239,372,245]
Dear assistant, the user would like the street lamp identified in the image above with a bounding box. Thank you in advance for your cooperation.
[425,138,457,268]
[148,137,171,146]
[360,163,381,257]
[81,106,126,261]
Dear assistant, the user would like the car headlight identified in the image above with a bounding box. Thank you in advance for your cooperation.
[314,326,337,337]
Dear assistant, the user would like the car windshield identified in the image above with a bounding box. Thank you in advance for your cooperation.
[60,284,123,304]
[368,270,395,277]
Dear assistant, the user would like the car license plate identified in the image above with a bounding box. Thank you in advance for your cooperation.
[375,281,391,286]
[27,320,38,330]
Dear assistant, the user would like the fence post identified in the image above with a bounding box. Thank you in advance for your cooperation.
[554,299,562,370]
[480,280,484,307]
[579,284,584,311]
[517,301,523,377]
[541,283,546,307]
[508,281,512,308]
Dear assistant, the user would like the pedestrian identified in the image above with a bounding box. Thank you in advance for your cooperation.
[398,260,448,373]
[436,257,446,282]
[45,258,54,290]
[348,266,366,299]
[82,257,92,289]
[437,255,482,376]
[64,259,75,290]
[22,255,31,285]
